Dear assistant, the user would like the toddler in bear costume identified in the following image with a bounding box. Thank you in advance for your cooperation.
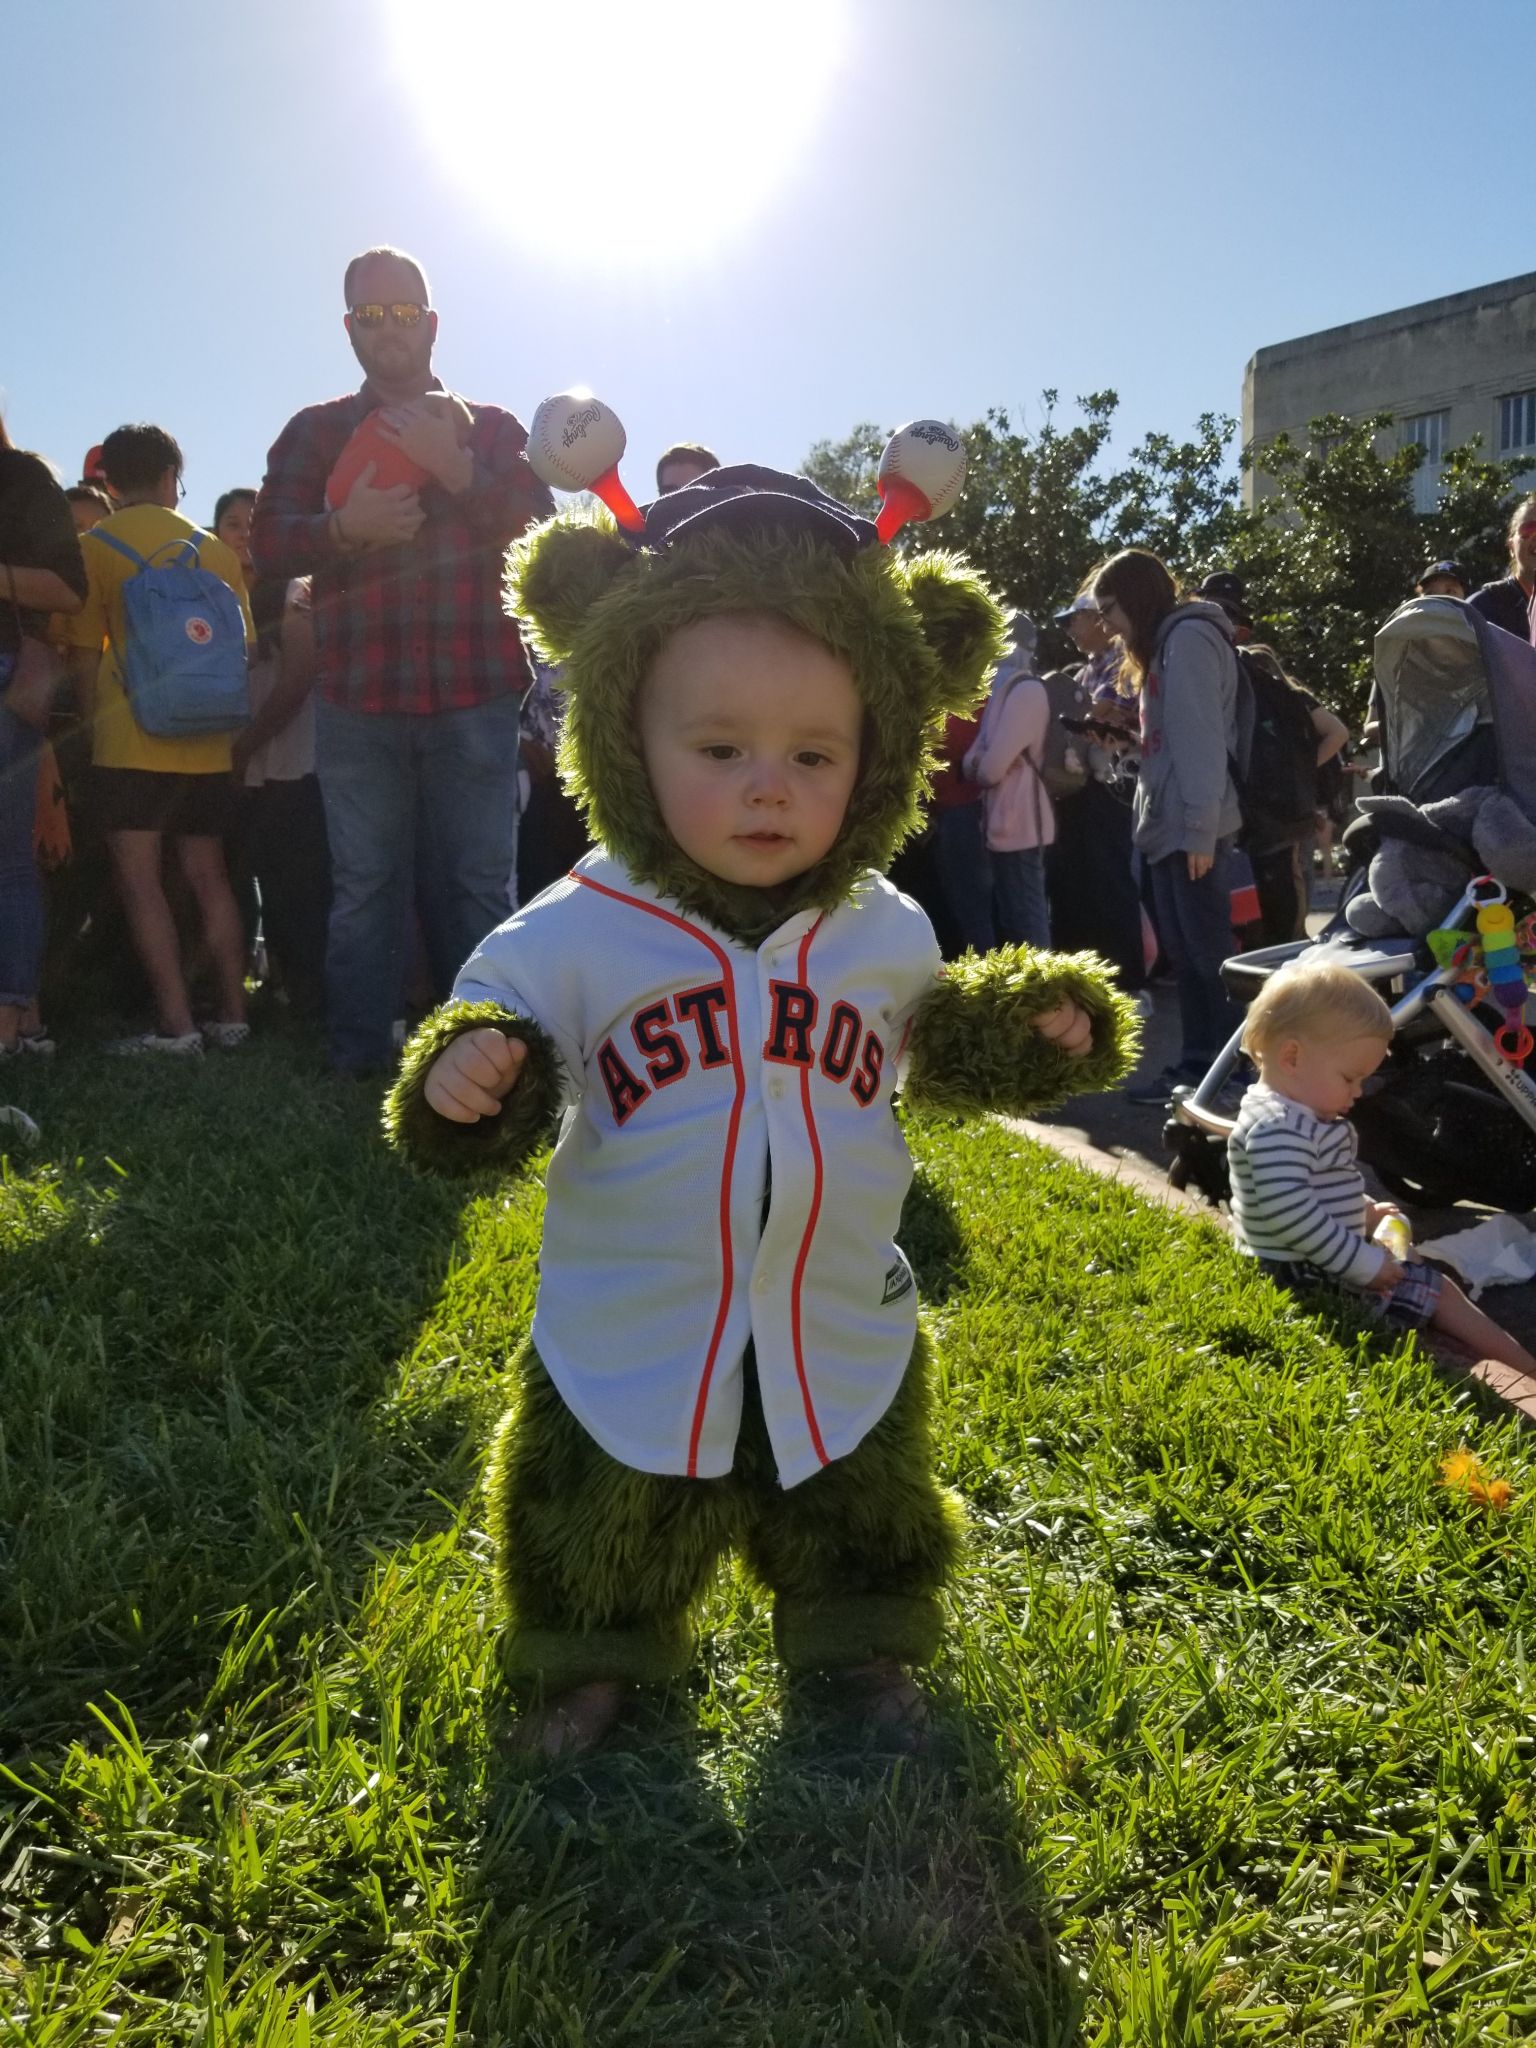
[386,461,1136,1755]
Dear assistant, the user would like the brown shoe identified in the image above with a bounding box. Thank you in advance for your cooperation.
[829,1657,934,1754]
[511,1679,630,1762]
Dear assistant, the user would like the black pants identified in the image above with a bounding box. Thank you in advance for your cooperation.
[1249,839,1307,948]
[245,776,331,1021]
[1044,779,1144,989]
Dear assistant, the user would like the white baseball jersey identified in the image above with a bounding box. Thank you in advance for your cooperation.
[454,850,942,1488]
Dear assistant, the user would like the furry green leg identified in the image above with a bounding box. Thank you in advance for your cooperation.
[485,1345,740,1692]
[742,1327,964,1673]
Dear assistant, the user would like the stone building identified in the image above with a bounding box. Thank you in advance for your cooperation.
[1242,271,1536,510]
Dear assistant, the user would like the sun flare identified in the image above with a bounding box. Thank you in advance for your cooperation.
[384,0,847,270]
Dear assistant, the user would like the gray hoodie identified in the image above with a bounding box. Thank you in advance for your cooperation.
[1132,600,1243,863]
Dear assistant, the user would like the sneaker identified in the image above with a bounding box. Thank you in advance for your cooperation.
[1125,1065,1188,1107]
[107,1030,204,1057]
[201,1021,251,1050]
[18,1031,56,1055]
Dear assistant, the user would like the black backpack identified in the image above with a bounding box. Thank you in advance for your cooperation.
[1230,647,1318,851]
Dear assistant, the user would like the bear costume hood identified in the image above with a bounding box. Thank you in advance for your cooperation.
[506,464,1007,944]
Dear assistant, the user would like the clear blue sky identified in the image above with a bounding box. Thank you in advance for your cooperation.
[6,0,1533,519]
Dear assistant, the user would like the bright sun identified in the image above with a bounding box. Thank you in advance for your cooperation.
[384,0,848,270]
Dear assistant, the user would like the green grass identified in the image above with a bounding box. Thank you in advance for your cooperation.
[2,1044,1535,2044]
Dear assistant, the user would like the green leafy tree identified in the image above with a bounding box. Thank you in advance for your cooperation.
[806,395,1122,622]
[1235,416,1525,719]
[1102,413,1245,578]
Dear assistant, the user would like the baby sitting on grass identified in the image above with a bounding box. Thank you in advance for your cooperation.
[1228,960,1536,1375]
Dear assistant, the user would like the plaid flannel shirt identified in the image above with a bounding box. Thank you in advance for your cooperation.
[250,380,554,715]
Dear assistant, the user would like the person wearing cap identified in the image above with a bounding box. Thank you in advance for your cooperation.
[1042,587,1146,995]
[1417,559,1469,600]
[1469,497,1536,642]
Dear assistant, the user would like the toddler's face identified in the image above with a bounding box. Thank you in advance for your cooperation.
[639,614,862,891]
[1262,1028,1388,1120]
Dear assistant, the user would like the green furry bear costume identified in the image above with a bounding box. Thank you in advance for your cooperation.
[386,464,1137,1696]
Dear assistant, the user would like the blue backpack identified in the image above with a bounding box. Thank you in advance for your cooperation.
[90,527,251,738]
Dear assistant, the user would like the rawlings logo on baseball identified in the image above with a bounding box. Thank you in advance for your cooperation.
[908,422,960,453]
[560,404,604,450]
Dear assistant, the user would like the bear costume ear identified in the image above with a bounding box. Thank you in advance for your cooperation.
[505,511,636,664]
[898,550,1010,716]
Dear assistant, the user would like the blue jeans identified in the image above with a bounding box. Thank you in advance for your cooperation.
[315,696,520,1072]
[934,803,995,953]
[991,846,1051,950]
[1147,842,1242,1074]
[0,692,45,1009]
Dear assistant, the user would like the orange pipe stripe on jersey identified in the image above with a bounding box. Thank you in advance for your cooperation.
[788,918,831,1468]
[573,872,746,1478]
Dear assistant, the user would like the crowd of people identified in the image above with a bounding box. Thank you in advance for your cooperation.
[2,241,1533,1100]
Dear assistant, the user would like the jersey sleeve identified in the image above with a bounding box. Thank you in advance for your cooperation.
[452,896,589,1102]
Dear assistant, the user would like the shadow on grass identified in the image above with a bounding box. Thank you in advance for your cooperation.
[0,1047,514,1749]
[898,1157,971,1305]
[465,1679,1080,2048]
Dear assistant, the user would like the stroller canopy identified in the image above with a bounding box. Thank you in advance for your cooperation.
[1374,598,1488,800]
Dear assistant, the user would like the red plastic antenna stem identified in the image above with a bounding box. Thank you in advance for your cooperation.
[875,475,932,545]
[590,466,646,534]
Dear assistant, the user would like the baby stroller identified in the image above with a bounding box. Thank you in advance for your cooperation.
[1165,598,1536,1212]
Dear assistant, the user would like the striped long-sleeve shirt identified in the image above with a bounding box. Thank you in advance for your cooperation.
[1227,1082,1386,1287]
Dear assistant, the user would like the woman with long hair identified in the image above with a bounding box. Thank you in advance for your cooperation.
[0,414,88,1054]
[1468,493,1536,642]
[1093,547,1242,1102]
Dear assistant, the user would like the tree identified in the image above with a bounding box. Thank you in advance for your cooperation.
[1235,416,1525,718]
[805,399,1527,721]
[806,394,1121,623]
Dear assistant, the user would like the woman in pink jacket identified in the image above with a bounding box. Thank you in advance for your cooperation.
[962,611,1053,948]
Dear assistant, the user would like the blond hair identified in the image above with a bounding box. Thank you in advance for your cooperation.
[1240,961,1393,1059]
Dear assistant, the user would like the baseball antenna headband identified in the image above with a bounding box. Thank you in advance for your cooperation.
[525,393,966,543]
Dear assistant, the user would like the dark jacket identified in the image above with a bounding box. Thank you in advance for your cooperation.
[1469,576,1531,642]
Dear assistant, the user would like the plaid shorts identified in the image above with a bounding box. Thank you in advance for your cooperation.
[1258,1256,1444,1331]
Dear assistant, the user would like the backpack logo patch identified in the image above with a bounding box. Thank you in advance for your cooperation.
[184,616,213,645]
[881,1258,914,1305]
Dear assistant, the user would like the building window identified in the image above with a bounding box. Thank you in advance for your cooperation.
[1499,390,1536,455]
[1402,409,1449,513]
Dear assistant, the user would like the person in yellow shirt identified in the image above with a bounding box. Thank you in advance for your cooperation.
[66,425,254,1054]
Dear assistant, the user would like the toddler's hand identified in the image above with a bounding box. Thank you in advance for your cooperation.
[1368,1254,1406,1295]
[424,1028,526,1123]
[1031,998,1094,1058]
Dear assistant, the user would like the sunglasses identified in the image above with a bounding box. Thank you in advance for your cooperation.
[1517,521,1536,541]
[348,302,429,329]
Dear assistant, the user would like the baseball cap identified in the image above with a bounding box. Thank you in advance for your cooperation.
[1054,592,1099,623]
[1197,570,1254,629]
[1417,558,1469,591]
[633,462,877,558]
[81,444,108,484]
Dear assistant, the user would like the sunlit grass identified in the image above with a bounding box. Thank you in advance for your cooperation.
[2,1046,1534,2042]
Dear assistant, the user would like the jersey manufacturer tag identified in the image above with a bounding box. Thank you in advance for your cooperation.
[882,1258,913,1304]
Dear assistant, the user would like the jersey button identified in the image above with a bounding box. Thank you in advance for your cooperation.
[768,1075,786,1099]
[754,1271,771,1293]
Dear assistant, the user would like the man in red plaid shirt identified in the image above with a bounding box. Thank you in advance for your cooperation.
[250,245,553,1073]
